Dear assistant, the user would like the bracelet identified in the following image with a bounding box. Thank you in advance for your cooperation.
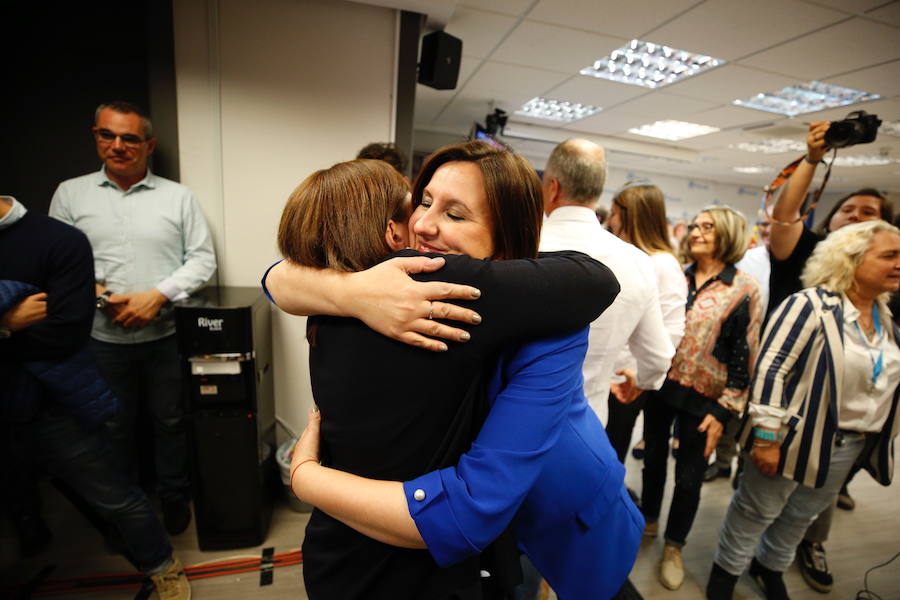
[289,458,319,488]
[803,155,822,165]
[753,427,778,441]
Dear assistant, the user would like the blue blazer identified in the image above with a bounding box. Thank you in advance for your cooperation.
[404,328,644,599]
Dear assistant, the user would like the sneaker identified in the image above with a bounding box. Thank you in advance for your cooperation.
[161,498,192,536]
[151,555,191,600]
[836,485,855,511]
[631,440,645,460]
[796,540,833,593]
[704,464,732,482]
[706,562,737,600]
[659,544,684,590]
[749,557,790,600]
[643,520,658,538]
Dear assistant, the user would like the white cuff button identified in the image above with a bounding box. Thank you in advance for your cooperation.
[413,489,426,501]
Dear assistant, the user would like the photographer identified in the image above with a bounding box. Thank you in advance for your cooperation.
[769,121,892,316]
[764,120,893,594]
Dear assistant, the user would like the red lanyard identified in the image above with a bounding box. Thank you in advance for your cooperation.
[761,149,836,226]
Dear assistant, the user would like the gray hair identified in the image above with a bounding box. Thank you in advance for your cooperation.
[95,101,154,139]
[802,220,900,302]
[544,138,607,205]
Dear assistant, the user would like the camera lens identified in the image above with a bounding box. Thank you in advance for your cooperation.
[824,121,856,149]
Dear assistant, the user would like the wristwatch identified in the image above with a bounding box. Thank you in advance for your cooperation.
[96,290,114,310]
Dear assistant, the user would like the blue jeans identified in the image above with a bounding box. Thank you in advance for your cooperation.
[714,432,865,575]
[4,404,172,572]
[89,336,189,501]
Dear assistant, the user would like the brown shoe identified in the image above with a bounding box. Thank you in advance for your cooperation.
[151,555,191,600]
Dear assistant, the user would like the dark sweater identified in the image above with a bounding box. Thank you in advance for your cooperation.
[0,210,95,362]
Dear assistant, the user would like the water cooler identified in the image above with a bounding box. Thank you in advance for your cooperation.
[174,286,277,550]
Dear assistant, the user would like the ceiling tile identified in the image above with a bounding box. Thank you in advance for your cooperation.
[664,64,797,106]
[461,60,571,106]
[554,108,650,135]
[457,0,534,18]
[544,75,649,109]
[445,7,519,59]
[810,0,891,13]
[491,20,627,73]
[527,0,699,38]
[865,0,900,27]
[612,91,721,120]
[827,60,900,98]
[646,0,847,61]
[739,18,900,79]
[694,105,786,130]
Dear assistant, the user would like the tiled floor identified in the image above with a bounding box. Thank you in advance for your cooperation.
[2,452,898,599]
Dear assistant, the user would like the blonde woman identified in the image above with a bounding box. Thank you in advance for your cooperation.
[708,220,900,600]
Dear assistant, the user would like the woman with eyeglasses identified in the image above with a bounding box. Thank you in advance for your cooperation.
[641,205,763,591]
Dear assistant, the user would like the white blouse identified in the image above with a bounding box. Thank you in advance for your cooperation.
[840,297,900,433]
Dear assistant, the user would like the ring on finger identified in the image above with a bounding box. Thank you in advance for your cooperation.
[427,302,433,320]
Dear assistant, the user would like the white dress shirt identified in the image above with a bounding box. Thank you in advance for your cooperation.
[736,244,771,318]
[540,206,675,422]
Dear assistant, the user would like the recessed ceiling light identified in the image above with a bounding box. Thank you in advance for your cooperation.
[733,166,774,174]
[514,97,602,123]
[881,120,900,137]
[580,39,725,89]
[628,120,720,141]
[733,81,880,117]
[730,138,806,154]
[831,155,897,167]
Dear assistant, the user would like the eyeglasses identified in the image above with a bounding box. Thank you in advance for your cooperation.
[687,222,715,233]
[94,128,146,147]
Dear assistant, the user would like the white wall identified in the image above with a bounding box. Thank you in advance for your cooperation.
[173,0,398,437]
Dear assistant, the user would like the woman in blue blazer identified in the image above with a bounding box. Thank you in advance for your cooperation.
[269,142,642,599]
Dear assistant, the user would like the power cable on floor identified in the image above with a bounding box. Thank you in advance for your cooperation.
[855,550,900,600]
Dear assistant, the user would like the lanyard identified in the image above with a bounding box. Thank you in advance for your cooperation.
[853,303,884,387]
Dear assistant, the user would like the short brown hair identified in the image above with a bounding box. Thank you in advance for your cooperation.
[277,159,409,272]
[356,142,408,174]
[411,141,543,259]
[683,205,750,265]
[612,184,674,256]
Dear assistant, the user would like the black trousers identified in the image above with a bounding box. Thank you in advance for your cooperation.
[606,390,649,464]
[640,380,711,547]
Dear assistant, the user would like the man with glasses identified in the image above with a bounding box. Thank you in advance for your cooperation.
[49,101,216,537]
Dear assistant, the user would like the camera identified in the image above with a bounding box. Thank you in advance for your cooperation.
[824,110,881,149]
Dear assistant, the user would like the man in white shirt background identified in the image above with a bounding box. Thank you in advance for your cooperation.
[539,139,675,423]
[50,101,216,536]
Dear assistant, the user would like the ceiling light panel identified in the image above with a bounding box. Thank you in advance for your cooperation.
[882,120,900,137]
[628,120,720,141]
[733,166,774,174]
[515,97,602,123]
[733,81,880,117]
[580,39,726,89]
[730,138,806,154]
[831,155,897,167]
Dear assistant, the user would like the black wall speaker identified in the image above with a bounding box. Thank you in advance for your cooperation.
[418,30,462,90]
